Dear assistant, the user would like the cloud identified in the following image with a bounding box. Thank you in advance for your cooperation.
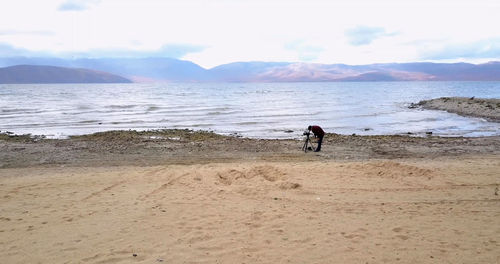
[0,30,54,36]
[68,44,206,59]
[284,40,324,61]
[345,26,397,46]
[58,0,100,11]
[0,42,205,59]
[419,38,500,60]
[0,43,51,57]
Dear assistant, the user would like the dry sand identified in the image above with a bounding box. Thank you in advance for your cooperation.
[1,156,499,263]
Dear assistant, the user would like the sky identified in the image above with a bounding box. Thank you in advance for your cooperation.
[0,0,499,68]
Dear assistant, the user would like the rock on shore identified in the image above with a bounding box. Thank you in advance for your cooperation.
[411,97,500,122]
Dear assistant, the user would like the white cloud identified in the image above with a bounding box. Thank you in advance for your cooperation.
[419,38,500,61]
[284,40,324,61]
[345,26,398,46]
[58,0,101,11]
[0,42,205,59]
[0,30,54,36]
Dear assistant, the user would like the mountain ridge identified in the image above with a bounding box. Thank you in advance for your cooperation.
[0,65,132,84]
[1,57,499,82]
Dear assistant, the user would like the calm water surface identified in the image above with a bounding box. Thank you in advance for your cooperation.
[1,82,500,138]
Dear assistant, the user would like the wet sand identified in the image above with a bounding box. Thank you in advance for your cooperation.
[1,130,500,263]
[1,130,500,168]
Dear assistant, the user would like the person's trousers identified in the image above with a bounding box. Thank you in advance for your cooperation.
[316,135,324,151]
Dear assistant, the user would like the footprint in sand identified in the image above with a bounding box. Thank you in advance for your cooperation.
[279,182,301,190]
[216,166,288,185]
[392,227,403,233]
[216,169,245,185]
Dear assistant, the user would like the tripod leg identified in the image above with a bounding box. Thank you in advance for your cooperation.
[302,137,308,152]
[310,139,316,151]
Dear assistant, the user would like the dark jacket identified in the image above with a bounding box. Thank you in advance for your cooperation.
[310,125,325,137]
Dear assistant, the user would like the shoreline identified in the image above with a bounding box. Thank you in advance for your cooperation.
[0,127,478,141]
[2,129,500,168]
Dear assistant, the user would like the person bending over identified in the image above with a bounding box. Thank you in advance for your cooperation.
[308,125,325,152]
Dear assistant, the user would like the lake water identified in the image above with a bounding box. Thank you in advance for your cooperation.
[1,82,500,139]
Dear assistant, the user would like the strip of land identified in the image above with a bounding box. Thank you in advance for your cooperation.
[1,130,500,168]
[1,130,499,263]
[411,97,500,122]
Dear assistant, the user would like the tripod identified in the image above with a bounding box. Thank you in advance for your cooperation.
[302,132,316,152]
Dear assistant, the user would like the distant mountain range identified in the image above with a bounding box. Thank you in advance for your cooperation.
[0,65,131,84]
[1,57,499,83]
[0,57,207,83]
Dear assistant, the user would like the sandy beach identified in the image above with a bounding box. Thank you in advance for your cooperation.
[1,157,499,263]
[1,129,500,263]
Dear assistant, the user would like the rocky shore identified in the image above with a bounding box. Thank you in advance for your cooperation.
[1,129,500,168]
[410,97,500,122]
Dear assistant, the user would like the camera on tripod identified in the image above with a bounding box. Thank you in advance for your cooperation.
[301,130,315,152]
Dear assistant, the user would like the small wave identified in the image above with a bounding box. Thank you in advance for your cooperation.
[147,106,161,111]
[106,105,138,109]
[77,105,92,110]
[236,121,259,125]
[77,120,101,124]
[379,121,407,126]
[1,108,36,113]
[407,117,439,123]
[234,90,271,95]
[62,110,114,115]
[207,110,240,116]
[237,113,312,118]
[110,120,145,125]
[350,111,398,118]
[436,126,460,130]
[209,107,231,110]
[191,123,215,127]
[178,92,198,96]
